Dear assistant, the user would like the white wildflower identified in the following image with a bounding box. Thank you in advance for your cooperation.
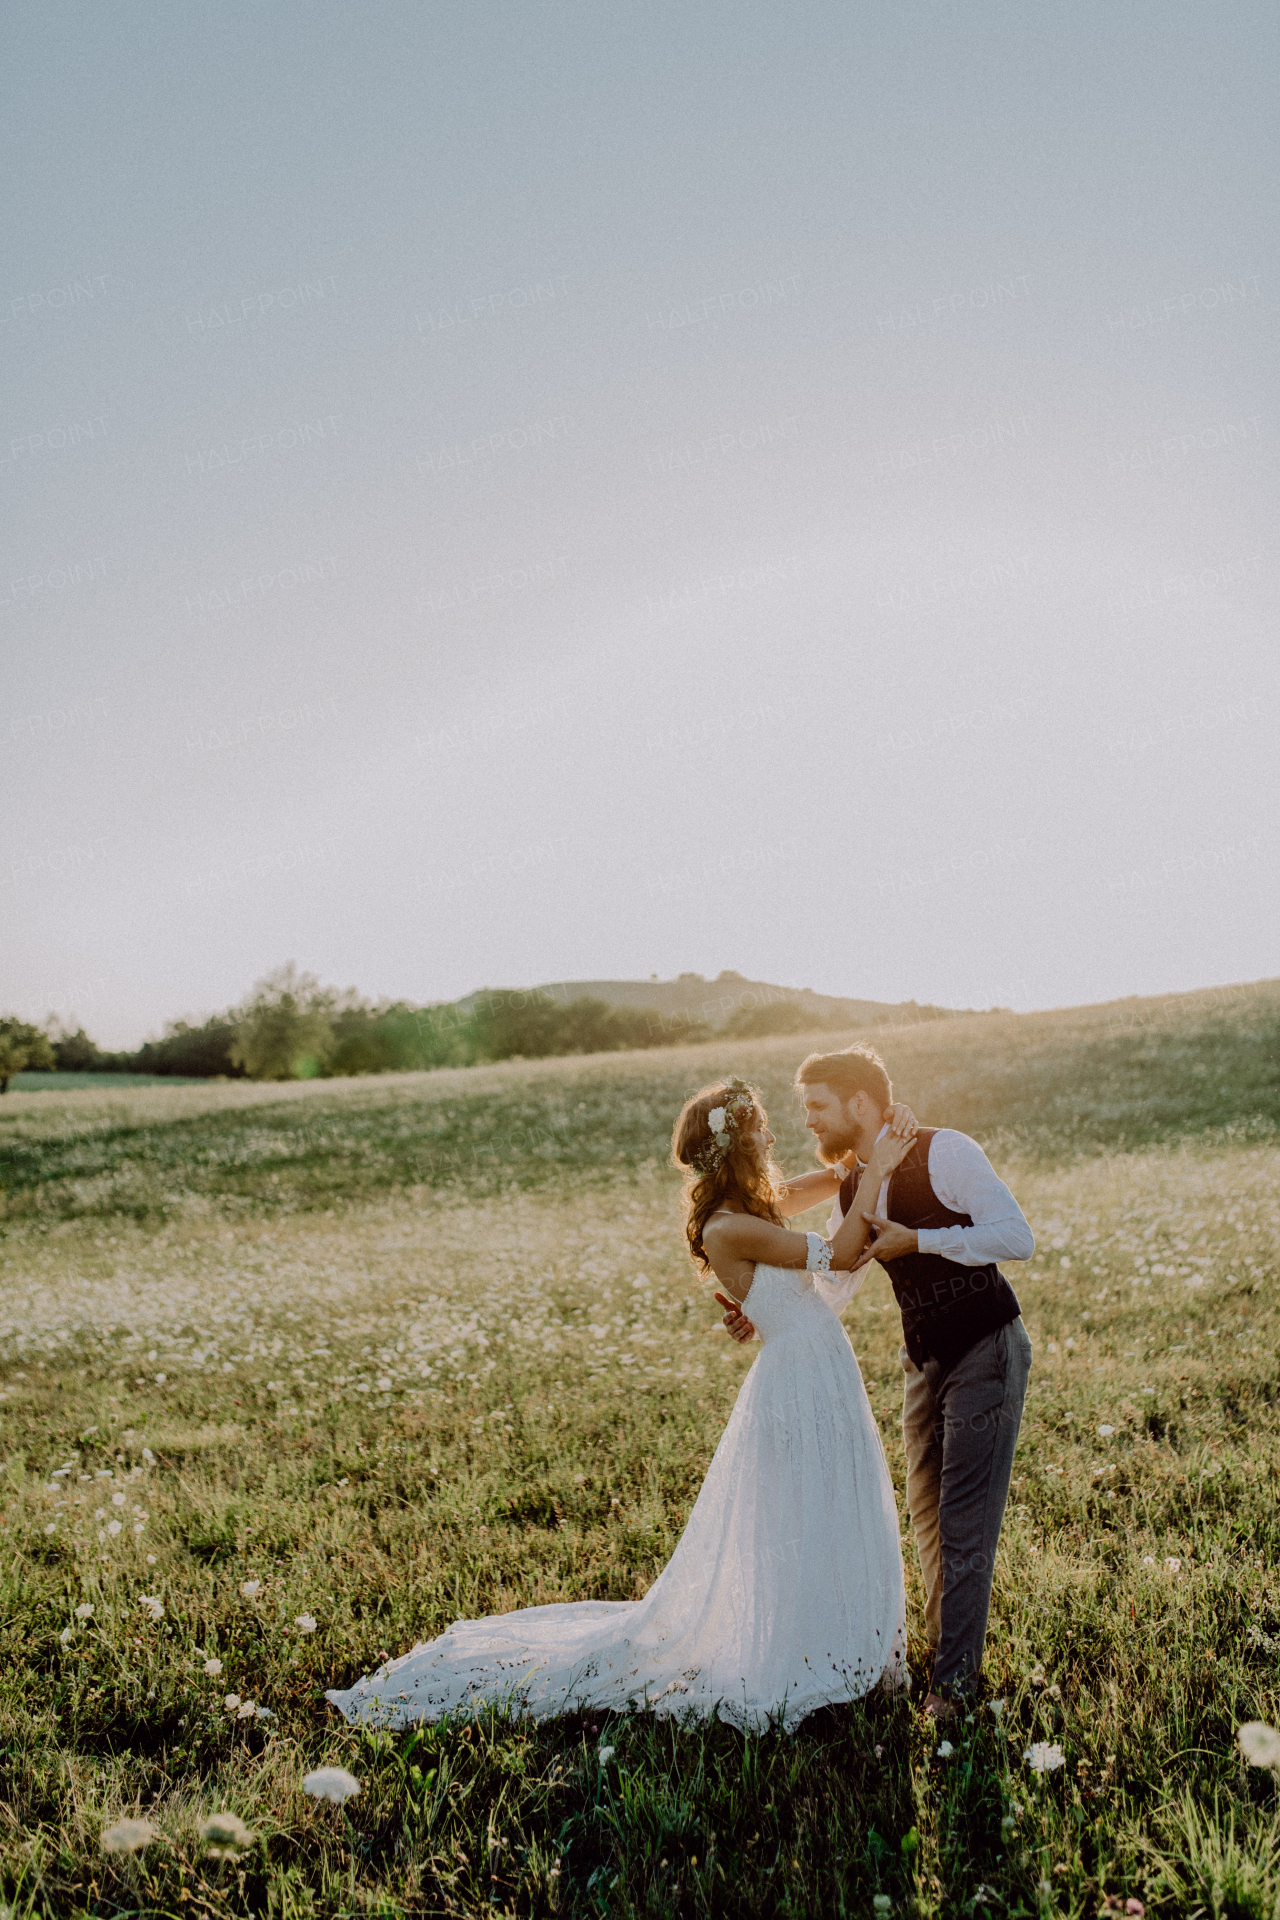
[203,1658,223,1676]
[103,1818,159,1853]
[224,1693,241,1711]
[937,1740,954,1758]
[302,1767,361,1804]
[44,1523,57,1535]
[990,1700,1005,1720]
[241,1579,261,1598]
[199,1810,253,1852]
[376,1377,392,1392]
[107,1521,122,1536]
[75,1603,94,1619]
[598,1745,616,1765]
[1098,1424,1116,1436]
[111,1492,126,1507]
[1025,1742,1066,1773]
[139,1593,163,1619]
[236,1699,256,1718]
[295,1613,317,1633]
[1238,1722,1280,1769]
[1165,1557,1182,1572]
[873,1898,892,1915]
[60,1627,74,1646]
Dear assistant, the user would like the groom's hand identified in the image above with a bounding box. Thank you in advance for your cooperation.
[854,1213,920,1267]
[714,1293,756,1343]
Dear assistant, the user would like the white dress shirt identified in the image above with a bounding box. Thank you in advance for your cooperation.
[828,1125,1034,1268]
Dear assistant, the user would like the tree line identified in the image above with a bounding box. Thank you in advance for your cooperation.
[0,966,768,1089]
[0,967,957,1091]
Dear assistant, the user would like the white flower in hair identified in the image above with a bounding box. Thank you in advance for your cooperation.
[707,1107,726,1134]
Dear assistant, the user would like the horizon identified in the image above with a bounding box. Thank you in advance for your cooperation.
[27,962,1278,1057]
[3,4,1276,1050]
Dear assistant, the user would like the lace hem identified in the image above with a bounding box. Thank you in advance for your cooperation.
[805,1232,833,1273]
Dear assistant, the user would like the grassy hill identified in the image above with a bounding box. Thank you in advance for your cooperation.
[460,970,958,1035]
[1,977,1276,1234]
[1,976,1279,1914]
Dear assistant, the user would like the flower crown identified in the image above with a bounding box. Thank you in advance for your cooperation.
[689,1077,758,1177]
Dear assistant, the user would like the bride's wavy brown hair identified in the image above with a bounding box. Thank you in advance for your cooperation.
[671,1081,786,1273]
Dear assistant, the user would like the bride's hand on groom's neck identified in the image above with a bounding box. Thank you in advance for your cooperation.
[867,1130,915,1180]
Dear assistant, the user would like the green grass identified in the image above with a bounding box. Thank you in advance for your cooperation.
[2,979,1277,1233]
[9,1074,210,1093]
[1,979,1279,1916]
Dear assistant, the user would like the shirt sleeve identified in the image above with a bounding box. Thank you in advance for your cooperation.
[916,1131,1035,1267]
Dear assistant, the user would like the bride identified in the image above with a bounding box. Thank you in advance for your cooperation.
[326,1078,915,1732]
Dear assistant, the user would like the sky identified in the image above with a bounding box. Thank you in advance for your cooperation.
[3,2,1277,1047]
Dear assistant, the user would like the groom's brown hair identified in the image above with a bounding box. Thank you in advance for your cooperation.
[795,1044,892,1108]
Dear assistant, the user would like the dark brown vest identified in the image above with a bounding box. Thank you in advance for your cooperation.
[839,1128,1020,1373]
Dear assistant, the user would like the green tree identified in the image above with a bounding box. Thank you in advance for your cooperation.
[229,965,334,1081]
[0,1017,55,1092]
[131,1016,242,1077]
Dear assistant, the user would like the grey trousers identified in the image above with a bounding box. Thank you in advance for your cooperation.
[901,1317,1032,1698]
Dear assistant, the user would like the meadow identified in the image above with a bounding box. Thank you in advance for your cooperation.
[1,980,1279,1918]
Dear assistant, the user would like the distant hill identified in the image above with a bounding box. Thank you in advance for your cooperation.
[457,971,961,1038]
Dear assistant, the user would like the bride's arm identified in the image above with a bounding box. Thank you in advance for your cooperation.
[828,1132,915,1268]
[774,1103,918,1218]
[704,1131,915,1294]
[773,1166,849,1219]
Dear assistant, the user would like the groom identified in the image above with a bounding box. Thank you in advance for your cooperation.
[720,1043,1034,1720]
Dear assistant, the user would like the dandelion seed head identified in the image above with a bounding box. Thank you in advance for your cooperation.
[103,1818,159,1854]
[302,1766,361,1804]
[1238,1722,1280,1768]
[1025,1742,1066,1773]
[199,1810,253,1851]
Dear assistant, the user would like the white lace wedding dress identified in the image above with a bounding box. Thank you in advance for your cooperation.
[326,1236,907,1732]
